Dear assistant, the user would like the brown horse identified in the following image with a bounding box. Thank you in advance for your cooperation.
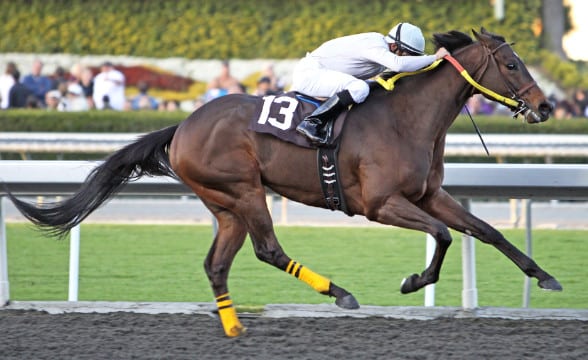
[6,29,559,337]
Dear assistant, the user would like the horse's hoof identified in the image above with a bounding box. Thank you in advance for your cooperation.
[400,274,420,294]
[538,277,563,291]
[225,325,247,337]
[335,294,360,309]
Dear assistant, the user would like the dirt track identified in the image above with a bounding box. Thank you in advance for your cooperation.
[1,310,587,359]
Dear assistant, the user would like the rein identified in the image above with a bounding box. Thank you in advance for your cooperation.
[443,54,519,109]
[376,59,444,91]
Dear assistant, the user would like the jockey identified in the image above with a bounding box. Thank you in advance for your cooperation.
[291,22,450,144]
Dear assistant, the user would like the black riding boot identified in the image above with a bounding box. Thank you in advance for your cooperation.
[296,90,355,144]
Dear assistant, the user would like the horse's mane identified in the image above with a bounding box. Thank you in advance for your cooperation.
[432,28,506,52]
[432,30,474,52]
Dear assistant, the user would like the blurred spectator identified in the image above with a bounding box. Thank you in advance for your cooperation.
[21,59,53,106]
[0,62,18,109]
[25,94,41,109]
[60,83,89,111]
[207,60,240,90]
[206,60,240,101]
[130,81,158,110]
[166,99,180,111]
[45,90,62,111]
[123,98,133,111]
[553,99,575,120]
[227,83,246,94]
[93,61,126,110]
[252,76,273,96]
[463,94,494,115]
[8,70,34,108]
[78,66,95,109]
[102,95,114,110]
[56,81,69,98]
[571,89,588,117]
[158,99,180,112]
[203,87,228,102]
[69,63,83,83]
[50,66,69,90]
[260,63,285,93]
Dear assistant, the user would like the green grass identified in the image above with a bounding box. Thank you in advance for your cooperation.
[6,223,588,309]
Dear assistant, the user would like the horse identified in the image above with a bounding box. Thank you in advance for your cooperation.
[5,28,560,337]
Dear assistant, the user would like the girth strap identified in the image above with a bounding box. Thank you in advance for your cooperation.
[317,142,350,215]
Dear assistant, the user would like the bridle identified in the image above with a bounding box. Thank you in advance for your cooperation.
[444,41,539,118]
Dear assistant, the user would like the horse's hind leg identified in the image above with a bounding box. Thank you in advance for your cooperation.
[204,205,248,337]
[238,187,359,310]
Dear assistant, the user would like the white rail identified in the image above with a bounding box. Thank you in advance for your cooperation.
[1,133,588,158]
[1,161,588,309]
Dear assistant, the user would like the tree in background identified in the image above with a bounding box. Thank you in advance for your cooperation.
[541,0,570,60]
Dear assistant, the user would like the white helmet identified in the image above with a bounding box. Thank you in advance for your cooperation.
[385,22,425,55]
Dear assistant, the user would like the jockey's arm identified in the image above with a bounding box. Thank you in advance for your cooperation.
[363,46,441,73]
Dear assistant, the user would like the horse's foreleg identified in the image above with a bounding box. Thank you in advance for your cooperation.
[241,189,359,309]
[281,259,359,309]
[423,189,562,291]
[369,196,453,294]
[204,207,248,337]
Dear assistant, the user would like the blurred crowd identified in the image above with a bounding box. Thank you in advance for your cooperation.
[0,60,124,112]
[549,89,588,120]
[2,58,585,119]
[0,59,285,113]
[194,60,285,110]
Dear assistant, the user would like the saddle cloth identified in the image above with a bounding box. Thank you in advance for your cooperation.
[248,91,348,149]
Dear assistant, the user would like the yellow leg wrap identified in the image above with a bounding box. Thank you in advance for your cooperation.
[286,260,331,294]
[215,293,246,337]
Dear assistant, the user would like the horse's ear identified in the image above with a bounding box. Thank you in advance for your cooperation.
[480,27,488,34]
[472,28,481,40]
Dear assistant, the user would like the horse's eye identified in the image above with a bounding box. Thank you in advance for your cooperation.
[506,63,518,70]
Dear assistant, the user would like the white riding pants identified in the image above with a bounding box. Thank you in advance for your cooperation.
[290,56,370,103]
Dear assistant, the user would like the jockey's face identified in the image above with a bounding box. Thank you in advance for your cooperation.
[389,43,405,56]
[389,42,421,56]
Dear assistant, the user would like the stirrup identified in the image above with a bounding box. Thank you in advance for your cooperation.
[297,120,328,144]
[297,119,333,145]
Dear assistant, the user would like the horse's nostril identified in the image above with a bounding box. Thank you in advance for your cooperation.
[539,102,553,117]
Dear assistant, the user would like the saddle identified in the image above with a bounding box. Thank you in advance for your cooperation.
[249,91,349,149]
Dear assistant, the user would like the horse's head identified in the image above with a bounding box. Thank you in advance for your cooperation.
[434,28,552,123]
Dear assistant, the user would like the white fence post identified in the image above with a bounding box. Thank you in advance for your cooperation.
[460,198,478,309]
[68,225,81,301]
[280,197,288,225]
[0,197,9,306]
[522,199,533,308]
[424,234,436,306]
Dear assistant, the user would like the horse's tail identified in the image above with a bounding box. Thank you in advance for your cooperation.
[6,125,179,238]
